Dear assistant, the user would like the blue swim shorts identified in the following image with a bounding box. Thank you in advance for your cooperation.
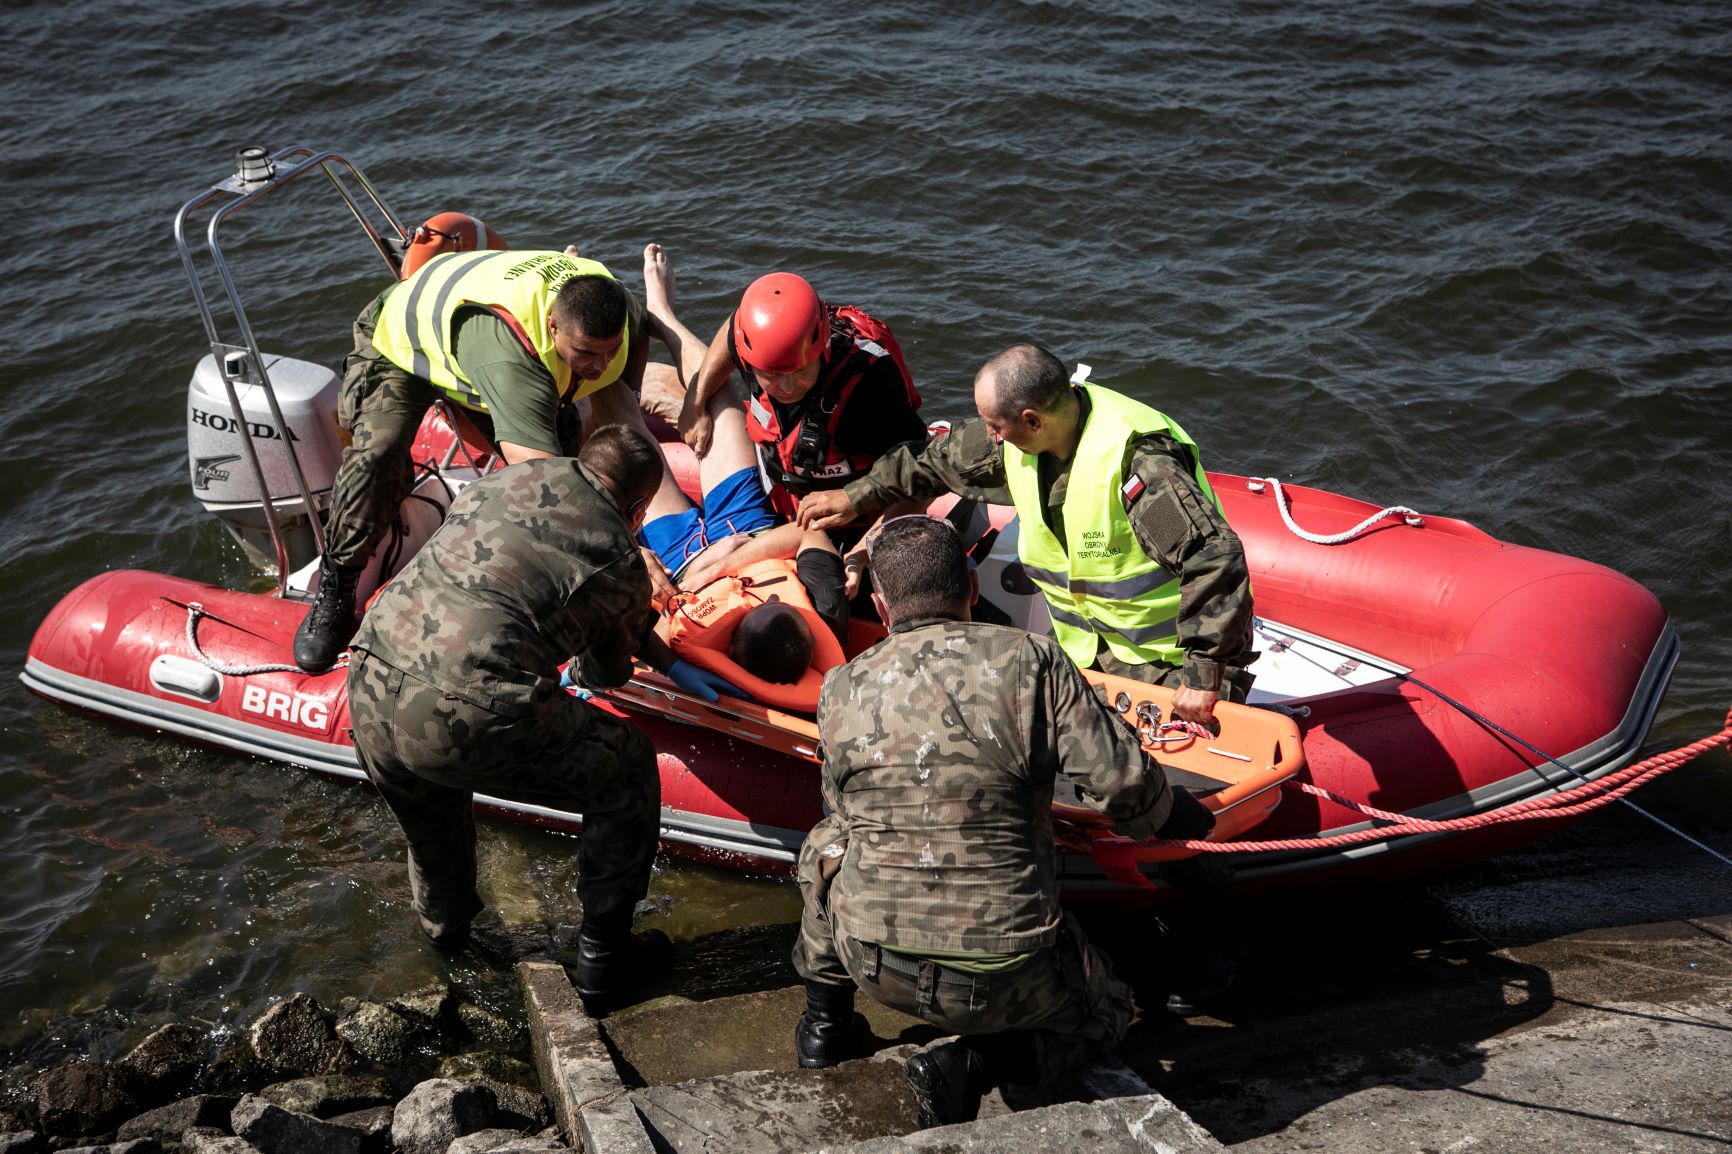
[640,466,781,576]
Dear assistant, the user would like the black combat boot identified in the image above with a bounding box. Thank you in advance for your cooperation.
[793,981,859,1068]
[1165,942,1246,1017]
[904,1039,993,1129]
[292,556,363,673]
[569,916,673,1009]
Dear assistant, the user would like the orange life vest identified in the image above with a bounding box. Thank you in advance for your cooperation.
[665,557,846,712]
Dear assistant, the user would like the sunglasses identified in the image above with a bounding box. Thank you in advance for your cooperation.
[862,513,957,561]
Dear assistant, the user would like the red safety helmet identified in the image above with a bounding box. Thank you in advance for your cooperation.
[733,273,830,374]
[400,211,508,280]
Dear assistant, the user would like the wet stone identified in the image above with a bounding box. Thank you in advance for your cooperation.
[389,1078,496,1154]
[446,1129,568,1154]
[50,1140,161,1154]
[190,1047,261,1098]
[231,1093,364,1154]
[631,1063,919,1153]
[385,984,451,1031]
[455,1004,523,1050]
[334,1000,439,1067]
[576,1098,653,1154]
[115,1095,236,1147]
[475,1081,548,1132]
[325,1106,392,1154]
[0,1133,42,1154]
[435,1053,537,1090]
[181,1132,251,1154]
[117,1026,205,1104]
[257,1075,390,1119]
[0,1098,36,1134]
[249,995,349,1077]
[813,1093,1225,1152]
[35,1063,136,1139]
[517,961,621,1140]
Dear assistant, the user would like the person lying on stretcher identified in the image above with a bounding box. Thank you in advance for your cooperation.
[633,315,853,707]
[655,521,851,711]
[626,243,897,709]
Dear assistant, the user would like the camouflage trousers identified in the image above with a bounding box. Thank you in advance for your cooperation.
[791,820,1134,1084]
[324,296,582,569]
[347,650,660,940]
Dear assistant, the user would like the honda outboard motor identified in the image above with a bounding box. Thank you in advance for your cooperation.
[188,350,343,574]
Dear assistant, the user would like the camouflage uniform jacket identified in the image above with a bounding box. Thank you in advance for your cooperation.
[351,457,653,716]
[841,396,1255,694]
[816,616,1175,955]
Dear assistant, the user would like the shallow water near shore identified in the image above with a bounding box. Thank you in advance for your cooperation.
[2,0,1729,1070]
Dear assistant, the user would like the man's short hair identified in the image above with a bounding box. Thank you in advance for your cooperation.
[578,423,662,507]
[554,274,630,339]
[730,601,814,684]
[868,517,969,623]
[983,343,1070,420]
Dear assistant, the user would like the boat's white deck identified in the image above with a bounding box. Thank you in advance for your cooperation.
[1246,618,1407,703]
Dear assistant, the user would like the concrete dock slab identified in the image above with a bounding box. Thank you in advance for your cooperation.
[527,816,1732,1151]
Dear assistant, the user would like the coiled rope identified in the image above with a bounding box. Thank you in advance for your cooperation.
[1248,476,1424,544]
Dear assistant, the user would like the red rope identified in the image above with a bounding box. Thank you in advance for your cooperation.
[1116,705,1732,856]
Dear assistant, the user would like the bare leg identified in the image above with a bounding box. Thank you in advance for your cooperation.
[643,243,711,387]
[641,243,758,498]
[696,388,757,498]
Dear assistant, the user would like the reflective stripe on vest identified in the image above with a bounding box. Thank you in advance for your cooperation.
[1002,382,1218,670]
[371,250,628,410]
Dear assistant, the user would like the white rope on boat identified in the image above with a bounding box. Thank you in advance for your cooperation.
[184,601,326,676]
[1247,477,1424,545]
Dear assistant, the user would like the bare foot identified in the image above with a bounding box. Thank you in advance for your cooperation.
[643,242,677,323]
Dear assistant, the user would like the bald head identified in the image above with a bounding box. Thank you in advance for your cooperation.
[975,344,1070,420]
[972,343,1078,457]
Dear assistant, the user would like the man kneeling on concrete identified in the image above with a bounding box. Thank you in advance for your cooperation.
[790,516,1216,1127]
[347,424,736,1003]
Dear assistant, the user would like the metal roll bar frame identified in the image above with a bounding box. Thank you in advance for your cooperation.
[172,146,406,597]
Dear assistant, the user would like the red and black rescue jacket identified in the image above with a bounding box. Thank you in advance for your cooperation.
[735,305,922,519]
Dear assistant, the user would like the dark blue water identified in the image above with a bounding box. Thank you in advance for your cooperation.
[2,0,1728,1060]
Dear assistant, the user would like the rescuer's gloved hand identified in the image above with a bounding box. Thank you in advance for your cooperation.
[1155,786,1217,841]
[666,659,744,703]
[558,662,593,699]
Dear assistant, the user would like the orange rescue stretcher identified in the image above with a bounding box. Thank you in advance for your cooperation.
[603,663,1306,880]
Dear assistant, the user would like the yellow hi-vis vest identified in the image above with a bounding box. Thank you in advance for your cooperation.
[371,250,629,410]
[1003,382,1220,670]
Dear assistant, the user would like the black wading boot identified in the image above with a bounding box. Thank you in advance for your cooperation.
[569,917,673,1010]
[905,1033,1038,1129]
[293,557,363,673]
[1165,942,1245,1017]
[794,981,859,1068]
[905,1040,992,1128]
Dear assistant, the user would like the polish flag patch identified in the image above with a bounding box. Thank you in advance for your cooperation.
[1120,475,1146,504]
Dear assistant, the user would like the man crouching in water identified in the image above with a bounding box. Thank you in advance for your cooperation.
[789,515,1217,1127]
[346,424,736,1004]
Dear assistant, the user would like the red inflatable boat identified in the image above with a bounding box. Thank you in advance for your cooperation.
[18,146,1689,900]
